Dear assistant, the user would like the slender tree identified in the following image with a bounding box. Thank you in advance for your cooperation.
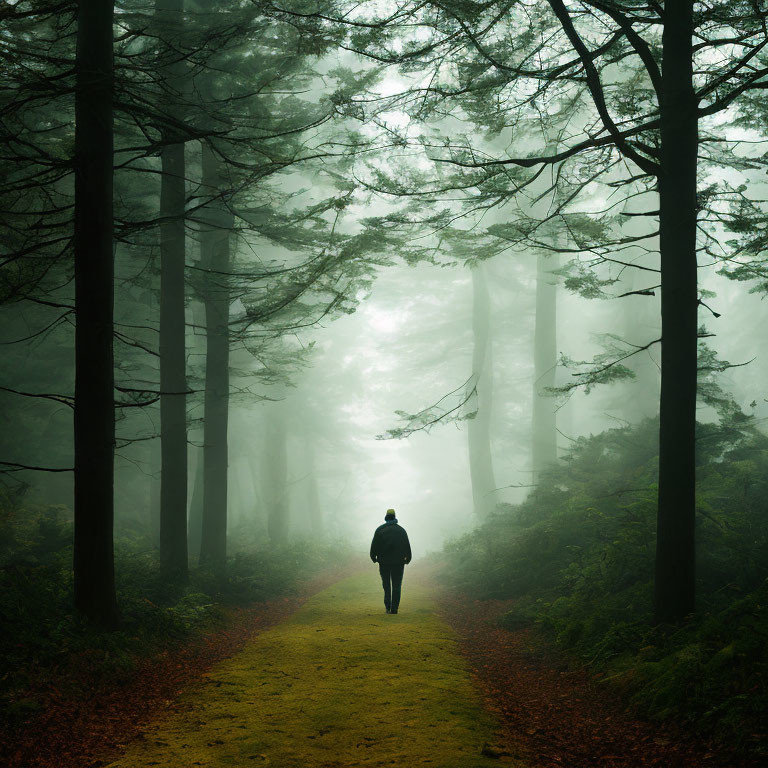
[73,0,119,626]
[532,252,558,478]
[198,142,232,567]
[652,0,698,623]
[187,298,207,557]
[155,0,189,580]
[468,262,497,517]
[187,441,205,557]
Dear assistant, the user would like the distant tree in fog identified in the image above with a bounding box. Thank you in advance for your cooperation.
[532,250,558,479]
[467,261,498,518]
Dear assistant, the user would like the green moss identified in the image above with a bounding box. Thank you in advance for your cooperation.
[104,573,520,768]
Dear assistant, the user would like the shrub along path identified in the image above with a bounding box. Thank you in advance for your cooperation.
[102,572,516,768]
[438,591,759,768]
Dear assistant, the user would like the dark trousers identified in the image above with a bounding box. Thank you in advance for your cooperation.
[378,562,405,612]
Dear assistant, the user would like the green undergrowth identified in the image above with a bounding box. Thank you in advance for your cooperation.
[0,498,351,726]
[443,417,768,757]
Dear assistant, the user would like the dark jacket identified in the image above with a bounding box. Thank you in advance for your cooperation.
[370,520,412,566]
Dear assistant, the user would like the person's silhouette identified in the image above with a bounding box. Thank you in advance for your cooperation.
[369,508,412,614]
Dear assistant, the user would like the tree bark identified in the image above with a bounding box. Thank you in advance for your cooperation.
[187,432,204,560]
[73,0,119,627]
[149,426,161,545]
[532,252,558,478]
[157,0,188,581]
[187,298,206,560]
[144,280,161,546]
[468,263,497,517]
[654,0,698,623]
[199,142,231,567]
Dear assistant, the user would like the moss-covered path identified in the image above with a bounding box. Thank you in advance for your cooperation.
[105,572,520,768]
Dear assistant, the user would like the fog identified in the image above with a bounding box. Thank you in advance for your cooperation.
[3,3,768,764]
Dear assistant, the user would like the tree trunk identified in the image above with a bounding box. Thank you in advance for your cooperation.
[149,424,161,545]
[187,433,204,560]
[145,280,161,546]
[468,263,497,517]
[73,0,119,627]
[157,0,188,580]
[532,252,558,478]
[187,298,206,560]
[199,142,231,568]
[654,0,698,623]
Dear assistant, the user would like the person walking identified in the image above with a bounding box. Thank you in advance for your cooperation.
[369,508,412,614]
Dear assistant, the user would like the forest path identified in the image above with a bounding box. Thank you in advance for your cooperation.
[104,571,520,768]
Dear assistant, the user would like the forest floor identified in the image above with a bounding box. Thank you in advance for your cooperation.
[437,589,755,768]
[3,596,308,768]
[2,566,353,768]
[99,571,511,768]
[7,569,755,768]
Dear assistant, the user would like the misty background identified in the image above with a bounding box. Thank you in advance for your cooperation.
[4,2,768,761]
